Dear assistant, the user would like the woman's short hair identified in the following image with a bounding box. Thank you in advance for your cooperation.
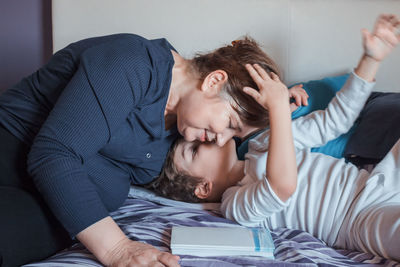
[191,36,281,128]
[145,138,205,203]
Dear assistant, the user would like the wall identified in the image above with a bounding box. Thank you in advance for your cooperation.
[52,0,400,92]
[0,0,52,93]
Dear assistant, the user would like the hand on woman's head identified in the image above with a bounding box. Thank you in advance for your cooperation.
[243,64,290,111]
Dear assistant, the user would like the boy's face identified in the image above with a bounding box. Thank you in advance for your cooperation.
[173,138,239,200]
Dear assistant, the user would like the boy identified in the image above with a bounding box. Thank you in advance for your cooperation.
[148,14,400,260]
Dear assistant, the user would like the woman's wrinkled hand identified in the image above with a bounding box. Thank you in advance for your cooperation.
[243,64,290,111]
[106,239,180,267]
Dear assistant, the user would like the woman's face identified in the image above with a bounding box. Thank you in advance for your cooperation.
[176,91,252,147]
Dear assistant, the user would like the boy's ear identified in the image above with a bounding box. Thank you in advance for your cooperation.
[194,181,213,199]
[200,70,228,97]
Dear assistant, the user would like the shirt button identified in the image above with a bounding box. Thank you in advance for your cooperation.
[146,153,152,159]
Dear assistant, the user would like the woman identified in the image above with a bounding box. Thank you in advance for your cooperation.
[0,34,283,266]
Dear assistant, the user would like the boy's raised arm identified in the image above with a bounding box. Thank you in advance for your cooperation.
[220,65,297,226]
[292,14,399,150]
[243,64,297,201]
[355,14,400,82]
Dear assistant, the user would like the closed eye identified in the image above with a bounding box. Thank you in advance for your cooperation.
[229,117,242,132]
[191,142,199,159]
[228,118,234,130]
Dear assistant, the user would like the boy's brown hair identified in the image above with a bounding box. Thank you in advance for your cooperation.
[145,138,205,203]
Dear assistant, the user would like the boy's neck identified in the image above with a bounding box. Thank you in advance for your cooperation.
[227,160,245,186]
[207,160,245,203]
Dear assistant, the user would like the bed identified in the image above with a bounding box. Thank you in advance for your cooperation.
[24,1,400,266]
[23,186,399,267]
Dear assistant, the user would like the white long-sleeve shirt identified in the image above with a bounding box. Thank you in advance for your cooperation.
[221,72,375,246]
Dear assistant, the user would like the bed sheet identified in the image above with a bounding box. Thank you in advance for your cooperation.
[23,186,400,267]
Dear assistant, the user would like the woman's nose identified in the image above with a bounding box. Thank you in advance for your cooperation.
[183,130,196,142]
[216,131,234,147]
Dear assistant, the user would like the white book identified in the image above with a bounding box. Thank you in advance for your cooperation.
[170,226,275,258]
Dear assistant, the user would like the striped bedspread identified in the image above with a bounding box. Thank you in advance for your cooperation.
[24,187,399,267]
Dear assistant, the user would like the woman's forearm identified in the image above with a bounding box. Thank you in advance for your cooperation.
[266,104,297,201]
[76,216,128,266]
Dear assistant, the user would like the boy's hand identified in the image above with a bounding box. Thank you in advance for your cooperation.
[288,84,308,112]
[243,64,289,111]
[362,14,400,62]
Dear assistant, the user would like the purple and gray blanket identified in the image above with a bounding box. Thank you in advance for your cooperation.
[24,187,399,267]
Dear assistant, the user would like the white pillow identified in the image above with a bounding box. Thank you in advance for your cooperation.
[128,185,221,212]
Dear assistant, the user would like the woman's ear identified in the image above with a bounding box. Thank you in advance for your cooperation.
[201,70,228,97]
[194,181,213,199]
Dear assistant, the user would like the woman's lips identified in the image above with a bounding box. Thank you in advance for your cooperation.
[200,129,217,142]
[200,129,206,142]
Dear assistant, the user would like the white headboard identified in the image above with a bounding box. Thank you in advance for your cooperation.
[52,0,400,92]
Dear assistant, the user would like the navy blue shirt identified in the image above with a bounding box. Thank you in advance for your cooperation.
[0,34,179,237]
